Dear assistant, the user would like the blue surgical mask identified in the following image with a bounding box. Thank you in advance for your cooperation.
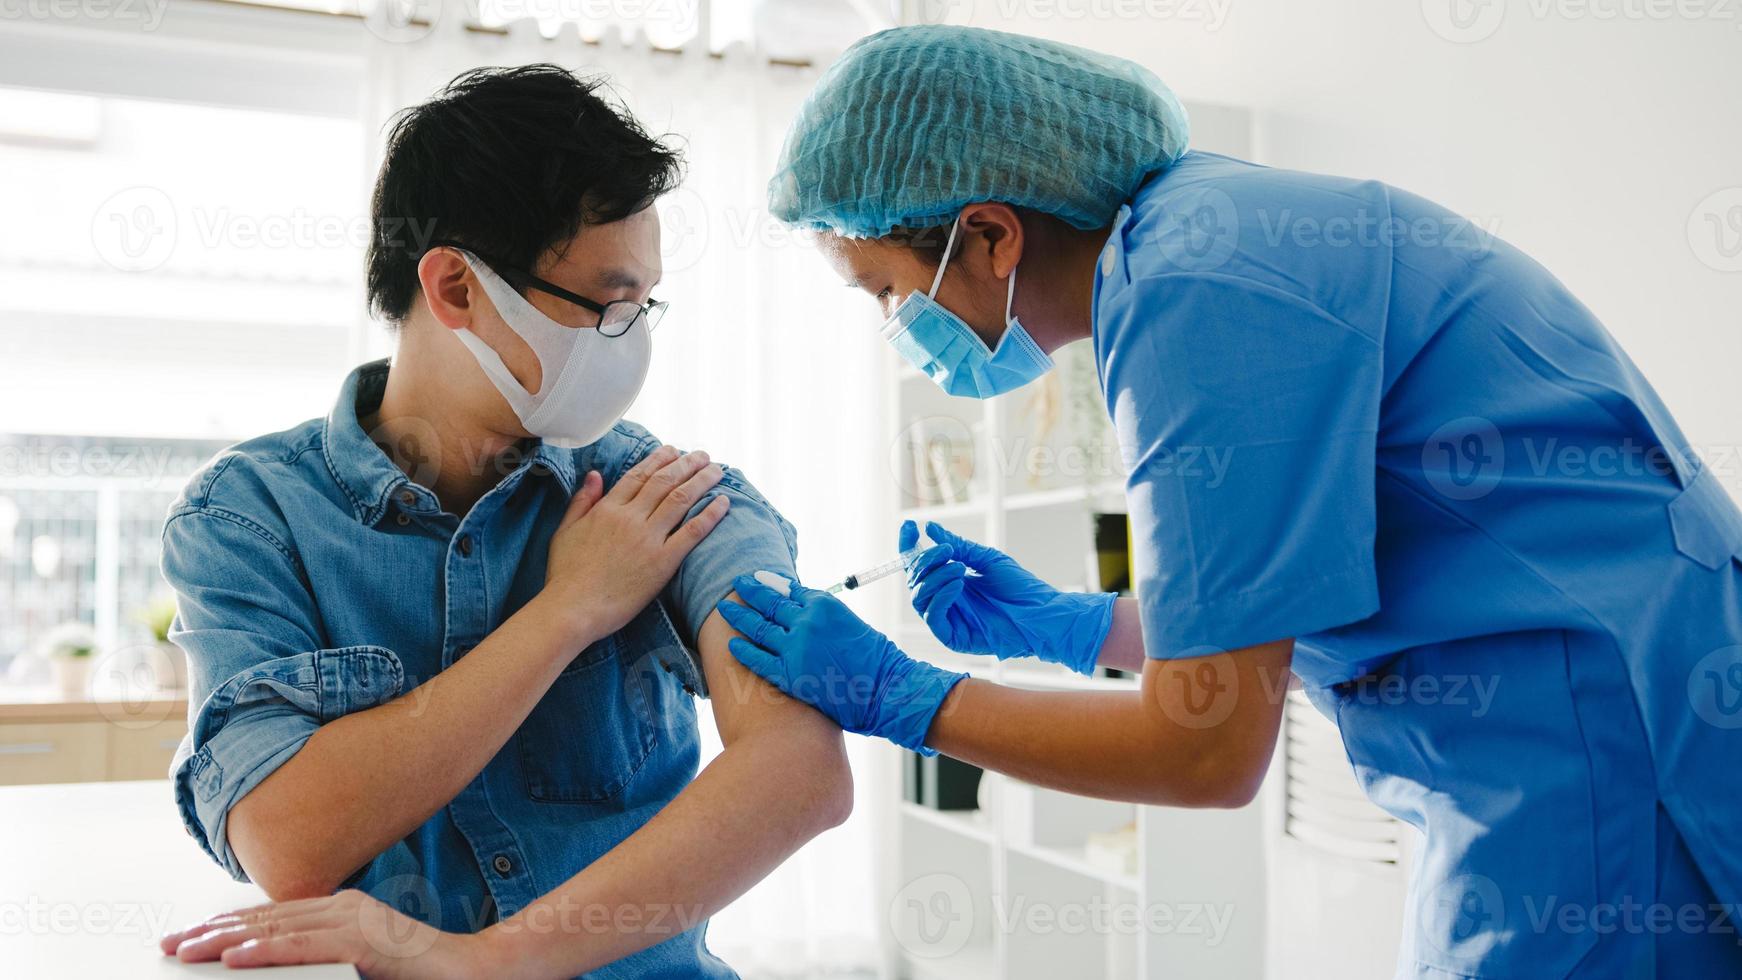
[880,217,1053,399]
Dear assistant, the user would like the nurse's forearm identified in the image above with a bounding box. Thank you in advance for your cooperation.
[1093,597,1147,672]
[925,639,1294,808]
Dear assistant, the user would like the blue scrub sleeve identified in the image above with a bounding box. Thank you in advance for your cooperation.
[1103,274,1383,657]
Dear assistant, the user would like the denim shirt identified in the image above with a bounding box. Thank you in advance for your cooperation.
[160,359,797,978]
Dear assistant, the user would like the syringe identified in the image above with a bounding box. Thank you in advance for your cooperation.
[824,546,925,595]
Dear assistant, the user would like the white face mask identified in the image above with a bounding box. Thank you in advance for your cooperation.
[452,249,652,449]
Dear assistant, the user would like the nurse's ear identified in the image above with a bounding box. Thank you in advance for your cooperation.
[956,203,1026,284]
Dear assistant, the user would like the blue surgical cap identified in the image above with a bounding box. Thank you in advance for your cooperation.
[768,25,1190,239]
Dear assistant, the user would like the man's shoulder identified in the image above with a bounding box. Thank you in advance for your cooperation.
[565,419,666,482]
[597,418,662,460]
[574,420,782,513]
[169,418,328,520]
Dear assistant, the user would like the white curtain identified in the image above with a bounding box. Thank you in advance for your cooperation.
[360,19,889,977]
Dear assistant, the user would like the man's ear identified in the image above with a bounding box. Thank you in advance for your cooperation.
[958,203,1025,281]
[416,247,477,331]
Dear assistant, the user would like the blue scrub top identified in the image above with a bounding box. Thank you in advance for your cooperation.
[1094,151,1742,976]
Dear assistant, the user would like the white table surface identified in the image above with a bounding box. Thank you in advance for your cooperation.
[0,780,356,978]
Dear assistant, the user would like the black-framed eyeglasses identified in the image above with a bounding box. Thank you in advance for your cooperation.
[431,241,667,337]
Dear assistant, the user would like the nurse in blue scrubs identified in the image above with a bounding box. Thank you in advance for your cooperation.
[716,24,1742,978]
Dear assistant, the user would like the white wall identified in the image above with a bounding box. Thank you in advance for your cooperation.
[951,0,1742,500]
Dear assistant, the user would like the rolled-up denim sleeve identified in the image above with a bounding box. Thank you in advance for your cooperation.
[162,508,403,881]
[661,464,799,646]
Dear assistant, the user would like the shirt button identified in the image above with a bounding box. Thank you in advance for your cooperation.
[492,854,513,876]
[1100,245,1117,277]
[457,534,473,557]
[398,489,416,506]
[395,513,411,526]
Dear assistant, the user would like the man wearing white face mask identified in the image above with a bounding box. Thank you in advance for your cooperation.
[155,65,851,978]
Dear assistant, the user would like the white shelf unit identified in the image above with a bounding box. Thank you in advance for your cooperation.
[888,721,1268,980]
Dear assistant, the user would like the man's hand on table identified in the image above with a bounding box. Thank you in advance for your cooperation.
[160,890,505,977]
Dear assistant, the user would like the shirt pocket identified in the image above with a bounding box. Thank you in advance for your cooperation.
[518,603,694,806]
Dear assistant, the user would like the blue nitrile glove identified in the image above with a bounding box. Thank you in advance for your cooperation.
[902,520,1117,676]
[718,572,967,756]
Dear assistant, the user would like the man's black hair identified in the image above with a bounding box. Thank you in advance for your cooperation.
[366,63,683,325]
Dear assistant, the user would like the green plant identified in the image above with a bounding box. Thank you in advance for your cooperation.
[40,622,97,659]
[140,594,178,644]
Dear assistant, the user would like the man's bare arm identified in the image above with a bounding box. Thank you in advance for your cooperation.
[483,596,852,976]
